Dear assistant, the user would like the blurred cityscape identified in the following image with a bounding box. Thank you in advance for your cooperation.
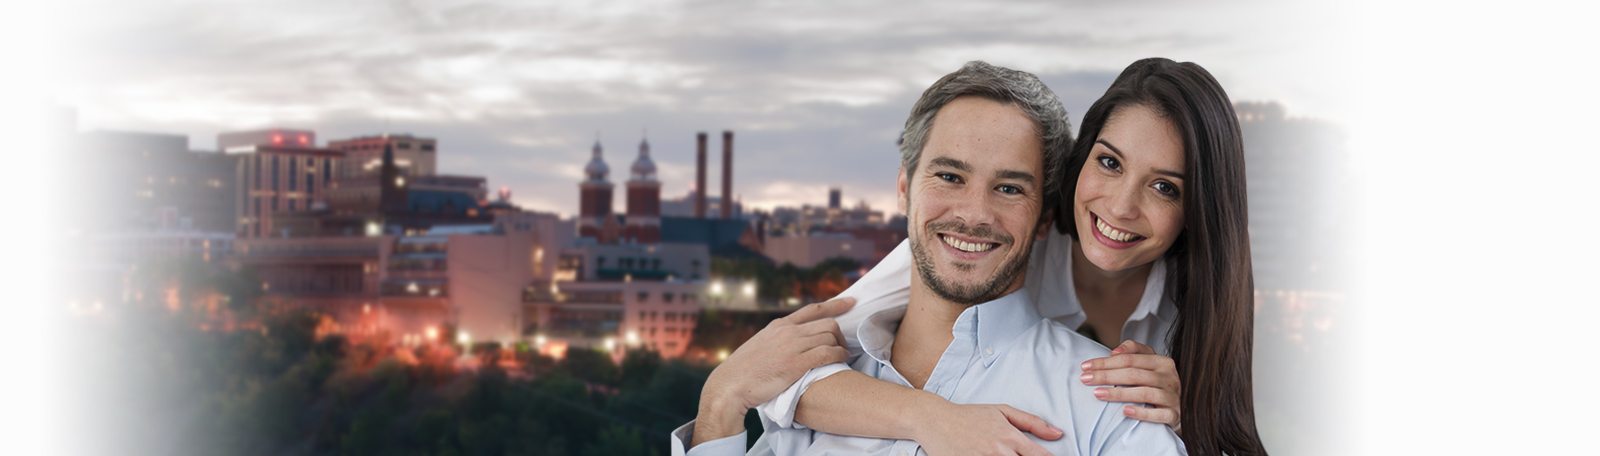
[51,100,1348,455]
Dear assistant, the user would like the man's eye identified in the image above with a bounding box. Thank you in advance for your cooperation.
[936,172,961,183]
[997,185,1023,195]
[1098,155,1121,172]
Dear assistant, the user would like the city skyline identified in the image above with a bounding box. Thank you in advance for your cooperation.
[51,0,1354,217]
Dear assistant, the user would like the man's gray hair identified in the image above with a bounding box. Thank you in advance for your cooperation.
[899,61,1073,215]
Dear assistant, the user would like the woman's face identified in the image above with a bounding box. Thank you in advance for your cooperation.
[1073,103,1187,273]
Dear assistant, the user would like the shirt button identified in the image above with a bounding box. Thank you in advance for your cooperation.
[984,346,994,355]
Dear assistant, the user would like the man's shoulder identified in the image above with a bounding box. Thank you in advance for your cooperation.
[1016,317,1114,362]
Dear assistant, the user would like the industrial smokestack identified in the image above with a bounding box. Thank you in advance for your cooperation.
[696,132,707,218]
[721,130,733,219]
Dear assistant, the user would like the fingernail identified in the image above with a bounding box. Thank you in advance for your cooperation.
[1124,405,1137,417]
[1079,373,1093,383]
[1080,361,1092,371]
[1110,347,1123,354]
[1093,388,1107,398]
[1048,425,1062,435]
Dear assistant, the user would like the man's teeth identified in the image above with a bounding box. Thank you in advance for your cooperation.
[1095,217,1142,243]
[941,234,996,252]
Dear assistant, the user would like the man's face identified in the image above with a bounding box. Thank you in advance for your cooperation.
[899,95,1048,306]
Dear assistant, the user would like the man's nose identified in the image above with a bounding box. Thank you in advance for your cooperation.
[950,184,997,226]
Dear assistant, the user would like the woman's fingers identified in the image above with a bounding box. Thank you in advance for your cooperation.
[800,344,850,368]
[1122,404,1180,426]
[1092,386,1179,409]
[996,404,1063,440]
[1079,367,1176,391]
[1111,339,1155,355]
[795,316,847,347]
[782,296,856,325]
[1081,353,1175,372]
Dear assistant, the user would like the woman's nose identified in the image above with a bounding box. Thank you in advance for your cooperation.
[1105,181,1142,220]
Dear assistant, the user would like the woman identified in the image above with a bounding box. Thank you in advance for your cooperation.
[745,58,1266,456]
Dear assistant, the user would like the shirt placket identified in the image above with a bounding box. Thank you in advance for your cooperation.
[899,312,979,456]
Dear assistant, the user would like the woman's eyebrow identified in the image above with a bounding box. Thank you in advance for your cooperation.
[1095,139,1124,158]
[1098,139,1185,180]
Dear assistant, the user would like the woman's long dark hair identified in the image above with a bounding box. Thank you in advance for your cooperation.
[1058,58,1265,456]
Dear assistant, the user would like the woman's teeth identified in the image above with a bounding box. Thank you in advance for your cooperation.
[1095,217,1143,243]
[941,234,996,252]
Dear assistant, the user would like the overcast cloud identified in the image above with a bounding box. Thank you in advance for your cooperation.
[53,0,1354,215]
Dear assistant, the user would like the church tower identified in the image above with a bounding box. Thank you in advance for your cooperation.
[578,138,615,240]
[625,132,662,244]
[379,139,407,216]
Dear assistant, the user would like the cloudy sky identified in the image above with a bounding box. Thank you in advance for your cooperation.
[54,0,1353,217]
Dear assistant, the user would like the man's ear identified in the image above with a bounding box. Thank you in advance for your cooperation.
[896,166,910,215]
[1035,209,1054,241]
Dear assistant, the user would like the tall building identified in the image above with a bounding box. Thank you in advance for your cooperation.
[70,130,237,233]
[275,141,491,237]
[1236,101,1348,291]
[578,139,617,242]
[218,128,316,151]
[721,130,734,219]
[625,135,662,244]
[327,134,438,178]
[229,142,343,238]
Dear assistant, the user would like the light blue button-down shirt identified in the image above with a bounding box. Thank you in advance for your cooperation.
[671,290,1186,456]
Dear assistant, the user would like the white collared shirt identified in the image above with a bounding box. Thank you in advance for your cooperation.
[759,228,1178,429]
[670,290,1185,456]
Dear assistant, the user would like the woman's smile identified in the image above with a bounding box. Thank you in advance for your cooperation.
[1092,213,1146,247]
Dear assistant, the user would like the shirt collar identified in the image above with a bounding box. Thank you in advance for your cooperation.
[969,290,1042,366]
[1129,256,1178,323]
[855,289,1041,368]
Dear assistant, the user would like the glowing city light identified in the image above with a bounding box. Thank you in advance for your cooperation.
[365,221,380,236]
[426,327,438,340]
[603,338,616,351]
[626,330,639,345]
[459,332,470,344]
[717,349,730,361]
[711,282,724,295]
[743,282,755,297]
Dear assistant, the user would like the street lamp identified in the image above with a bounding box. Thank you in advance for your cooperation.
[743,282,756,297]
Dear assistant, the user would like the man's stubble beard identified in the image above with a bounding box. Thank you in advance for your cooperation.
[911,220,1034,306]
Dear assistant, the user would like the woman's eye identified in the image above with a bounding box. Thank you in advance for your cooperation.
[1097,155,1121,172]
[997,185,1023,195]
[1153,182,1179,197]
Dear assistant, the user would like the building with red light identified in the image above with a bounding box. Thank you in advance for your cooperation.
[230,144,345,238]
[327,134,437,178]
[218,128,316,151]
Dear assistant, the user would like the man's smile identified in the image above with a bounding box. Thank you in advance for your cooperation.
[938,233,998,253]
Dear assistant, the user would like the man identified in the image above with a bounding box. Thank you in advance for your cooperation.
[672,62,1185,455]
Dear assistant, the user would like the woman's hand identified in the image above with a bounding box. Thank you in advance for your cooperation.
[692,297,855,447]
[911,402,1061,456]
[1079,340,1182,429]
